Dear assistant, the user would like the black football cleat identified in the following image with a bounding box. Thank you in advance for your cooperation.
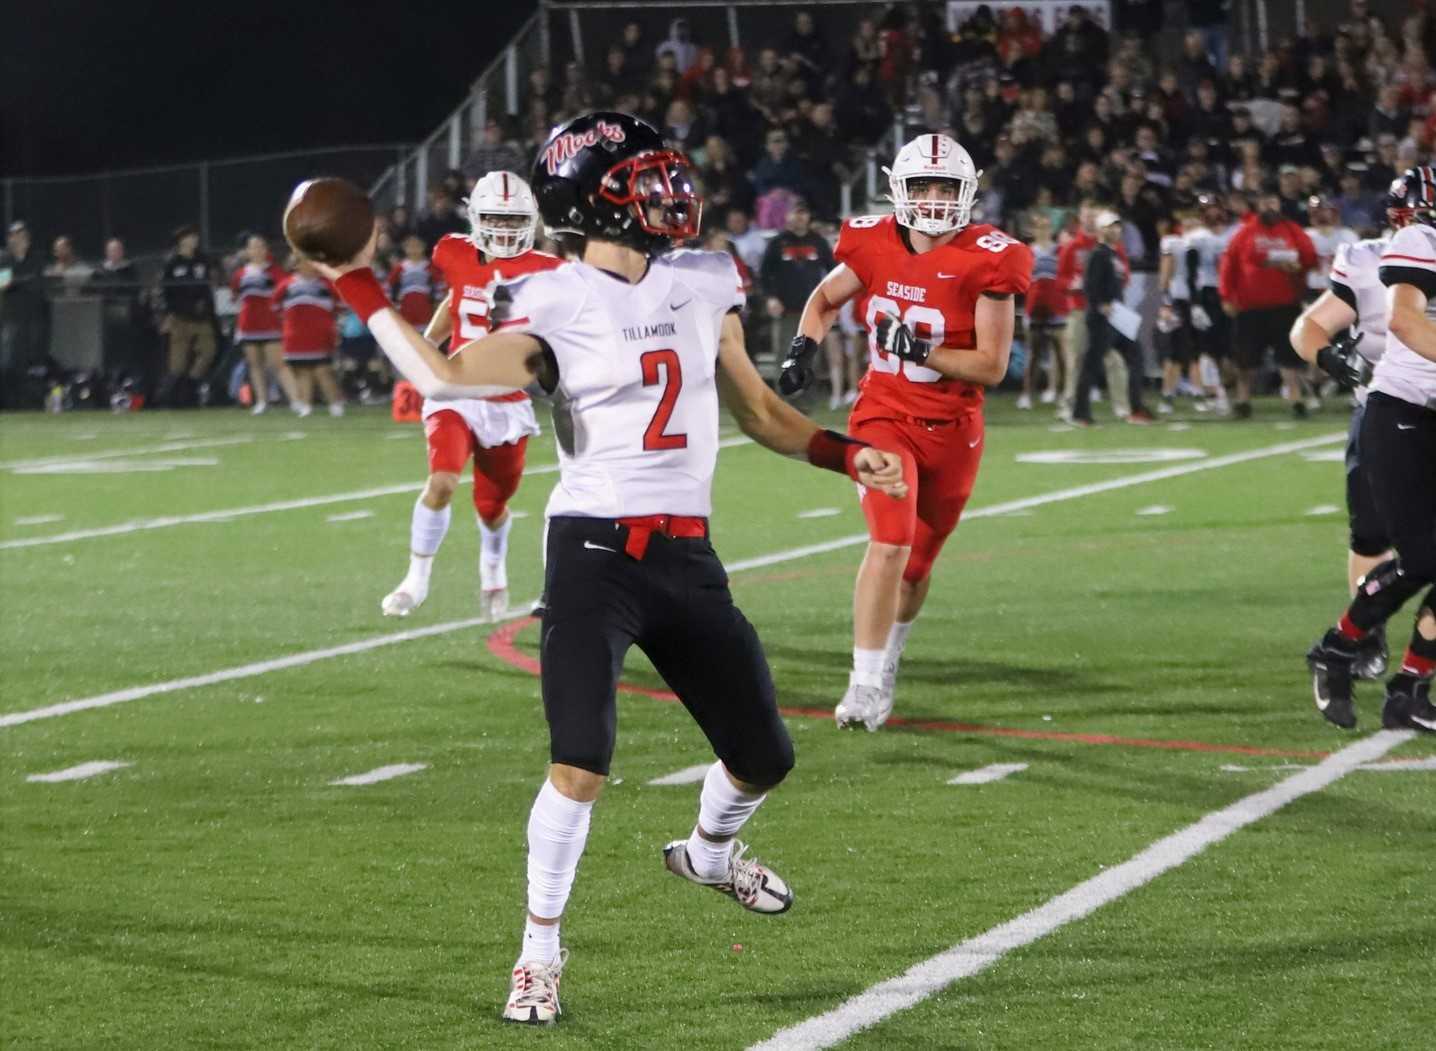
[1381,675,1436,734]
[1353,627,1389,681]
[1307,629,1359,729]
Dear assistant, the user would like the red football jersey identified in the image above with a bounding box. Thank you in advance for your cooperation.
[430,235,563,404]
[836,215,1032,420]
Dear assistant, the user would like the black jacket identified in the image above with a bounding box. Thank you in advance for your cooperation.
[1083,242,1126,313]
[0,246,49,322]
[160,252,216,320]
[759,231,835,311]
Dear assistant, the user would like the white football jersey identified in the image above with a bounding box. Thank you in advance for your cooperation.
[503,249,745,519]
[1160,233,1190,301]
[1328,237,1389,367]
[1374,224,1436,408]
[1183,224,1232,290]
[1305,225,1358,291]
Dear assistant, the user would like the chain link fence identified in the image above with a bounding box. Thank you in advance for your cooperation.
[4,145,412,260]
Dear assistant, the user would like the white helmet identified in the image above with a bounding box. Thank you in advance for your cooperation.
[884,133,982,236]
[464,171,537,258]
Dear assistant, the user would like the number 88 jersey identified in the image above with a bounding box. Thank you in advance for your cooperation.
[835,214,1032,420]
[431,234,563,403]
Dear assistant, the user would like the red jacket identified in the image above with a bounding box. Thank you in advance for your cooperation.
[1218,216,1316,311]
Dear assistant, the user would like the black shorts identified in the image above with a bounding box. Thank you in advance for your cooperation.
[538,516,794,785]
[1360,392,1436,578]
[1233,305,1302,370]
[1193,288,1229,360]
[1345,401,1391,557]
[1159,300,1195,366]
[285,357,332,370]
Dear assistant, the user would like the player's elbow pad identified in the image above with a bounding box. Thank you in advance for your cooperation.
[369,312,516,400]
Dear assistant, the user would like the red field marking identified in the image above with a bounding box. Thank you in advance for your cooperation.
[486,618,1329,761]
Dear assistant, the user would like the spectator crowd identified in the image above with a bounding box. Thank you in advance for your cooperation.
[3,0,1435,417]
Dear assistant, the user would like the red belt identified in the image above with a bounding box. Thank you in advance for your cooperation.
[616,514,708,559]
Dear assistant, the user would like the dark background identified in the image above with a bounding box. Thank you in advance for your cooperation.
[0,0,531,176]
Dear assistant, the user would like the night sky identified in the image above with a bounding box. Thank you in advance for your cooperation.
[0,0,532,177]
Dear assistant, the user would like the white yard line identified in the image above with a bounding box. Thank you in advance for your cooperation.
[329,762,428,786]
[0,433,1342,729]
[748,729,1413,1051]
[646,764,712,786]
[1222,757,1436,774]
[0,435,254,471]
[26,760,133,783]
[0,436,754,552]
[325,510,375,523]
[947,762,1028,785]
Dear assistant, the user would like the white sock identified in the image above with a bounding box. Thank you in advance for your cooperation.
[521,779,594,964]
[478,512,512,589]
[882,619,915,687]
[686,762,766,880]
[410,498,451,558]
[851,647,885,689]
[521,918,561,967]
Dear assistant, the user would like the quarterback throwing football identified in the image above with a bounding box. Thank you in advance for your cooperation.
[786,133,1032,730]
[315,113,907,1024]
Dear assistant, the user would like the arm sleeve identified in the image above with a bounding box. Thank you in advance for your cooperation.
[1378,227,1436,296]
[833,221,874,288]
[985,241,1033,296]
[1328,242,1357,313]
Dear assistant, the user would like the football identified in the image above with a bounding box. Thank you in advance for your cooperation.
[282,177,374,264]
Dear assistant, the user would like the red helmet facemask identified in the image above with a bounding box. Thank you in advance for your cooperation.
[597,149,703,241]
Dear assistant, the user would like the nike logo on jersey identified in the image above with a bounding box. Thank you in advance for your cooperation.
[936,272,960,279]
[968,437,982,448]
[1396,423,1416,431]
[670,298,692,311]
[583,540,617,553]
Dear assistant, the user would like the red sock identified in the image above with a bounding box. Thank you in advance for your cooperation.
[1336,613,1366,642]
[1400,650,1436,679]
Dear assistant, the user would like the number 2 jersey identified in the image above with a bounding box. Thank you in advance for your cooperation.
[499,249,745,520]
[429,234,563,416]
[835,214,1032,422]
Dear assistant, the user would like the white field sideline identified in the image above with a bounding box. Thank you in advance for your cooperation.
[0,432,1341,728]
[748,729,1415,1051]
[0,436,753,551]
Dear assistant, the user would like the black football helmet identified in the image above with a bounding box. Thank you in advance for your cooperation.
[1386,166,1436,229]
[531,111,702,254]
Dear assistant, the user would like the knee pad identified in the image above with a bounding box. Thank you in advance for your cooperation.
[722,726,795,790]
[1351,558,1430,631]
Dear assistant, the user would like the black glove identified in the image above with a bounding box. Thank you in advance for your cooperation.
[778,334,819,395]
[487,284,514,327]
[873,311,931,365]
[1315,331,1370,390]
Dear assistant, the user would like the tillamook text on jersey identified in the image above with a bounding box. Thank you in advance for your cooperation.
[622,321,679,341]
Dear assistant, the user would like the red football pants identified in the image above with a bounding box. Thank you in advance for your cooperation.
[850,412,984,584]
[424,410,527,521]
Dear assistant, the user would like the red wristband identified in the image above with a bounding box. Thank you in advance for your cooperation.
[333,268,391,323]
[807,429,868,480]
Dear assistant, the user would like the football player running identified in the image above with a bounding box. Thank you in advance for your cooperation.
[1304,167,1436,734]
[380,172,561,621]
[314,113,907,1024]
[1289,192,1395,694]
[783,133,1032,731]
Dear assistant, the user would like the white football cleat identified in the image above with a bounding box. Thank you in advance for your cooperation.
[1015,392,1032,410]
[835,682,886,731]
[480,556,508,621]
[380,577,428,618]
[292,401,313,418]
[481,587,510,622]
[662,840,792,914]
[251,401,269,416]
[502,949,567,1025]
